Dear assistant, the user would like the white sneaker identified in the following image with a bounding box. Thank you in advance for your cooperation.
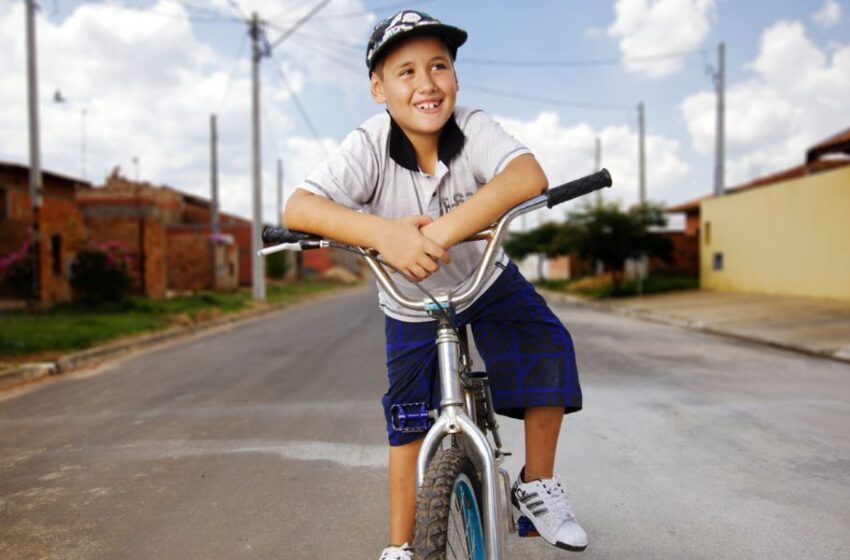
[512,470,588,551]
[378,543,413,560]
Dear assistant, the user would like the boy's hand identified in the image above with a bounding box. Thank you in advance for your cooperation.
[376,215,451,280]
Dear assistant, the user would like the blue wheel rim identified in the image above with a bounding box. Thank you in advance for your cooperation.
[452,474,485,560]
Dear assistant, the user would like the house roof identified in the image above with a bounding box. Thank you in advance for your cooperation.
[0,159,92,188]
[807,127,850,163]
[667,127,850,214]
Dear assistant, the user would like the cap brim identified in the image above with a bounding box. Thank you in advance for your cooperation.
[369,23,468,72]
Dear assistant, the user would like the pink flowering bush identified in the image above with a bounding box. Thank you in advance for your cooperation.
[70,241,133,304]
[0,239,36,300]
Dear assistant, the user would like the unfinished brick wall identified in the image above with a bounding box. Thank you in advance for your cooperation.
[167,227,213,292]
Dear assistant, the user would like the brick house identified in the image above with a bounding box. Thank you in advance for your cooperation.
[0,161,90,305]
[76,171,244,297]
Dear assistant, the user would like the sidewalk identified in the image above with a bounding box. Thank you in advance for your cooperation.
[542,289,850,364]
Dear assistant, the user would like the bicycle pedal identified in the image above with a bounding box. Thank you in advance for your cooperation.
[517,515,540,538]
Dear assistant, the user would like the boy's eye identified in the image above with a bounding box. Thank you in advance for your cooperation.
[399,68,413,76]
[432,62,448,71]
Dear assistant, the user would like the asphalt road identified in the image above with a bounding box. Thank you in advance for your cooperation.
[1,287,848,560]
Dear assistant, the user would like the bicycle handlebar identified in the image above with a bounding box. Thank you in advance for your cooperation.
[260,169,612,310]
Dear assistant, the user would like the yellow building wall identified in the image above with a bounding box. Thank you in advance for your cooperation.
[701,166,850,301]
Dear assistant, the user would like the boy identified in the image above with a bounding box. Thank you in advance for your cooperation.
[284,10,587,559]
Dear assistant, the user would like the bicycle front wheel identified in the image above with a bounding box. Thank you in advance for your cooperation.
[413,447,486,560]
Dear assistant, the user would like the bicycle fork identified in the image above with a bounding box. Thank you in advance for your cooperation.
[416,320,506,560]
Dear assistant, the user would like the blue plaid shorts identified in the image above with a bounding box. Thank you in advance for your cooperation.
[383,261,582,446]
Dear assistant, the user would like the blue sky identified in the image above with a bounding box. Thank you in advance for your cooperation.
[1,0,848,225]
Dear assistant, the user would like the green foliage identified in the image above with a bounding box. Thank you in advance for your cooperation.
[266,251,289,279]
[507,201,673,287]
[70,243,134,304]
[0,240,36,301]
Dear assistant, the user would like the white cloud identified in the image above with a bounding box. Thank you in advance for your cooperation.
[493,111,690,226]
[608,0,717,79]
[0,0,368,223]
[680,20,850,184]
[813,0,842,27]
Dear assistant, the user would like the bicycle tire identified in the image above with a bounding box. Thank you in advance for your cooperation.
[413,447,486,560]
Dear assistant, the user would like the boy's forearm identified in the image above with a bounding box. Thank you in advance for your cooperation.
[283,189,387,248]
[422,154,548,248]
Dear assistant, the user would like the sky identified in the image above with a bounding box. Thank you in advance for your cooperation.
[1,0,848,229]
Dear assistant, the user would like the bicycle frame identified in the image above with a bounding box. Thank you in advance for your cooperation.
[259,169,613,560]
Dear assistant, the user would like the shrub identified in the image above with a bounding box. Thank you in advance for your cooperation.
[71,242,133,304]
[0,239,36,300]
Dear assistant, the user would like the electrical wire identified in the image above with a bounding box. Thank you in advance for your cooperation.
[216,31,248,113]
[268,0,334,51]
[268,54,331,157]
[461,83,633,112]
[462,47,708,68]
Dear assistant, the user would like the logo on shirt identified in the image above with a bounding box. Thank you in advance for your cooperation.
[441,192,474,214]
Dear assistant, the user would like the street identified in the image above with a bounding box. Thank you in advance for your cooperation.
[1,287,848,560]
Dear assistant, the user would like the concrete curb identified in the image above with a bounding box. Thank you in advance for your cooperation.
[0,284,366,391]
[538,288,850,366]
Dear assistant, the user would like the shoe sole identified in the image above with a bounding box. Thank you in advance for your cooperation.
[511,492,588,552]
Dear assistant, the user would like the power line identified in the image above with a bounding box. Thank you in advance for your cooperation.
[223,0,249,21]
[461,47,707,68]
[269,53,330,156]
[462,83,632,112]
[271,0,437,23]
[287,35,364,78]
[268,0,335,51]
[216,31,248,113]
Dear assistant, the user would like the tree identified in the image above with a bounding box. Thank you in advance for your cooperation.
[505,202,673,289]
[504,221,575,281]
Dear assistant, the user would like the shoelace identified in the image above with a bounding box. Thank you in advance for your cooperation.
[543,476,575,522]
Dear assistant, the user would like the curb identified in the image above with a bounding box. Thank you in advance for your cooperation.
[538,288,850,366]
[0,284,366,391]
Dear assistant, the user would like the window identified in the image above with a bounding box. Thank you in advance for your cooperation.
[713,252,724,271]
[704,221,711,245]
[51,234,62,276]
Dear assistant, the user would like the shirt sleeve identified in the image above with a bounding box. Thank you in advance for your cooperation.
[299,128,379,210]
[463,110,531,184]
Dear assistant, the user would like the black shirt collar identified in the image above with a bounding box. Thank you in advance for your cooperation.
[388,112,465,173]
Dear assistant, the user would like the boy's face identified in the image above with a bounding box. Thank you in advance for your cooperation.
[370,35,458,140]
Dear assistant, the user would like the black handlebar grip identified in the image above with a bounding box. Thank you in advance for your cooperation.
[261,226,321,245]
[546,168,613,208]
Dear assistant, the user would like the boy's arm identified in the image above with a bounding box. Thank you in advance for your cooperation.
[284,189,450,280]
[421,153,547,249]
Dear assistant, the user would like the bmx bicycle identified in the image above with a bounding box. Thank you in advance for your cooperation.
[260,169,612,560]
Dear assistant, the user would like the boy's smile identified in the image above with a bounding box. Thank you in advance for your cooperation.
[371,35,458,144]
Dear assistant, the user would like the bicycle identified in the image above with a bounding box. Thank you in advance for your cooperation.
[260,169,612,560]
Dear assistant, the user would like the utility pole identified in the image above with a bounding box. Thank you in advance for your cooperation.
[250,12,266,301]
[276,157,283,226]
[713,42,726,197]
[637,102,646,205]
[210,113,220,234]
[25,0,43,304]
[81,107,87,181]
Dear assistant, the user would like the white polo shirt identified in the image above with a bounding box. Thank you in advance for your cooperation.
[300,106,530,321]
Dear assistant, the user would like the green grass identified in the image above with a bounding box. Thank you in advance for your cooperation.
[0,279,345,359]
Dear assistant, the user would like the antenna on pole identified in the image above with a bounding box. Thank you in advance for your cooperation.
[25,0,43,304]
[210,113,220,235]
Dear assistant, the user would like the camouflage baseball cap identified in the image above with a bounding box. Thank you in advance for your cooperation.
[366,10,467,74]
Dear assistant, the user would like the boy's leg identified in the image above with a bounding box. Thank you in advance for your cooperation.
[523,406,564,480]
[388,438,423,545]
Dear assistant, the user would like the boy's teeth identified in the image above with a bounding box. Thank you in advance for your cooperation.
[418,101,440,110]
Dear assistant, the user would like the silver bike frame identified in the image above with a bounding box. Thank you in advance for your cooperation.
[360,192,550,560]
